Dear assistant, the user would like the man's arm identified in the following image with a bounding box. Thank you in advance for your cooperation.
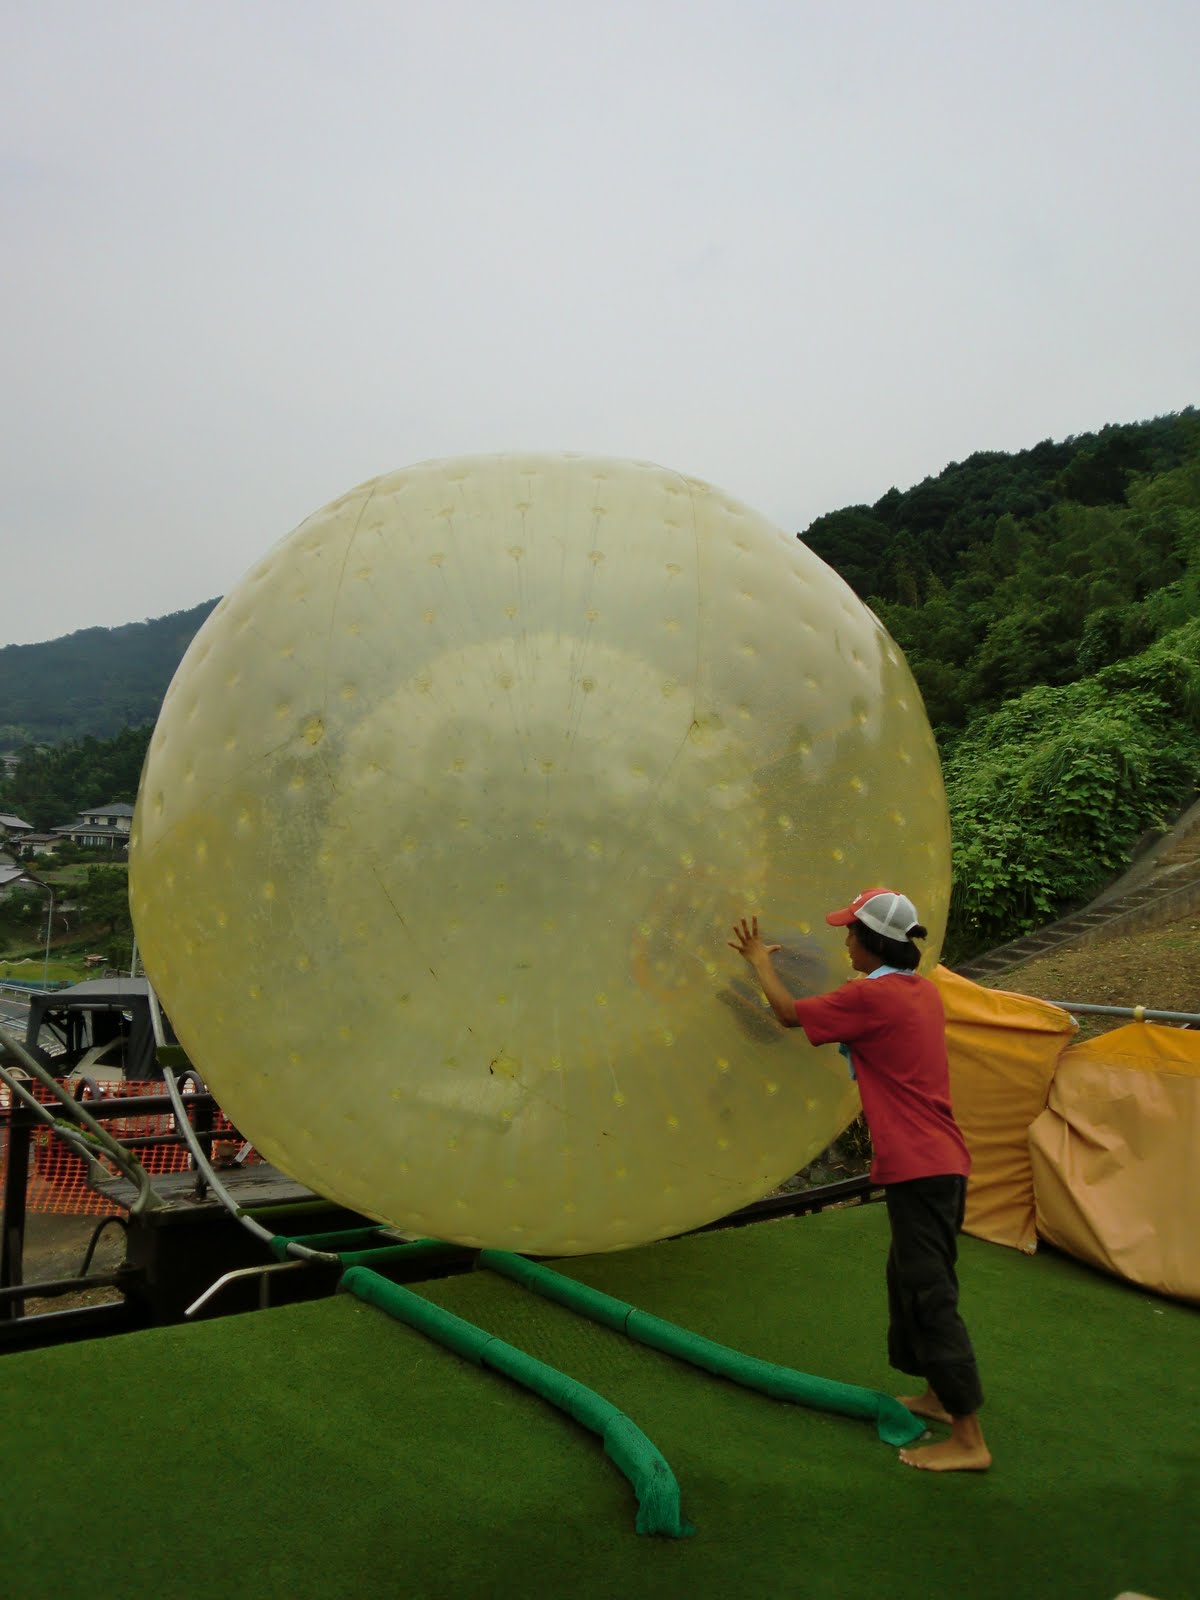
[728,916,801,1028]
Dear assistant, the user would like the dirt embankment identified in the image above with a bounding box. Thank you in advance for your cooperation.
[11,1212,127,1313]
[979,913,1200,1034]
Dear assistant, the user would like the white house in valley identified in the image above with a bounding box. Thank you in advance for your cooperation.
[54,802,136,852]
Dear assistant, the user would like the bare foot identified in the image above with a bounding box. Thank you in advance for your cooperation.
[898,1391,954,1426]
[899,1437,993,1472]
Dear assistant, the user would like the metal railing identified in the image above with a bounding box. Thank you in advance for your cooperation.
[1046,1001,1199,1025]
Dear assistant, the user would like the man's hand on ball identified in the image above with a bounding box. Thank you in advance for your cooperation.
[728,915,781,966]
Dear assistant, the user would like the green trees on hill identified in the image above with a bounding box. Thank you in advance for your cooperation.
[800,408,1200,956]
[81,864,135,942]
[0,725,152,830]
[880,465,1200,731]
[0,599,218,747]
[943,623,1200,949]
[803,411,1200,733]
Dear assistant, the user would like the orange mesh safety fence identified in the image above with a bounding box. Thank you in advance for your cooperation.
[0,1078,258,1216]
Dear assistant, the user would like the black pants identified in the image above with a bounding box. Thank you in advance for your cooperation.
[884,1175,984,1418]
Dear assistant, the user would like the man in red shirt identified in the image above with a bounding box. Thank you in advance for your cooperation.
[729,889,991,1472]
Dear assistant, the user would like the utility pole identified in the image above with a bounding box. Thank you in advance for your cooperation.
[37,880,54,988]
[16,872,55,988]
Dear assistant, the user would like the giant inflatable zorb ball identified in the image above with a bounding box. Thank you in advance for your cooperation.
[130,454,950,1253]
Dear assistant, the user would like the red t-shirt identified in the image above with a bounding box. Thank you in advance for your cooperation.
[793,972,970,1185]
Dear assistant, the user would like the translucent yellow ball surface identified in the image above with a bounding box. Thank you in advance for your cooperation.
[130,454,950,1253]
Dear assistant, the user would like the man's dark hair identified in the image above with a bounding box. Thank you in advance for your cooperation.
[852,917,927,971]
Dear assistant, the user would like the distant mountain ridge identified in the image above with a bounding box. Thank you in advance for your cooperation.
[0,600,219,746]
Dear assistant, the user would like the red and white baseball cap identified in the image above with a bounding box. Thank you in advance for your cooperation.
[826,888,921,941]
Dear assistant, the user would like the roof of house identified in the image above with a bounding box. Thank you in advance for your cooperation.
[81,802,136,817]
[54,822,129,837]
[0,814,33,830]
[47,976,152,1003]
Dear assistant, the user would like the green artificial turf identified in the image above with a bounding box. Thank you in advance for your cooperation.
[2,1205,1196,1600]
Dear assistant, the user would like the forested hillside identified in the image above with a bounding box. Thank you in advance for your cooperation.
[802,409,1199,730]
[0,724,152,831]
[802,408,1200,952]
[0,599,218,746]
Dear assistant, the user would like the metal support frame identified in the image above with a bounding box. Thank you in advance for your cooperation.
[0,1270,124,1304]
[160,1066,341,1267]
[0,1029,173,1323]
[0,1037,163,1211]
[1046,1001,1199,1025]
[185,1260,309,1318]
[0,1106,32,1320]
[0,1299,141,1353]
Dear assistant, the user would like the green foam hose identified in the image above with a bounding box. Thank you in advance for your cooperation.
[478,1249,923,1448]
[341,1265,694,1538]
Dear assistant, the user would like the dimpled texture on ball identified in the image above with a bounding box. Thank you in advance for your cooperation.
[129,454,950,1254]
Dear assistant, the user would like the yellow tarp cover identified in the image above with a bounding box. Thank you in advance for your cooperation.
[1029,1022,1200,1304]
[933,966,1076,1254]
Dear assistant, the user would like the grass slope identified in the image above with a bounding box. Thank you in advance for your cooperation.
[2,1206,1195,1600]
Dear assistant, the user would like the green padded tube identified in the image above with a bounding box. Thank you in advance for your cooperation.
[267,1233,469,1269]
[341,1265,694,1538]
[336,1241,476,1269]
[478,1249,923,1448]
[275,1226,390,1253]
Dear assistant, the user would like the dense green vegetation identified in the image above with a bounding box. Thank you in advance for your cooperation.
[805,408,1200,954]
[0,724,146,973]
[0,598,216,746]
[803,410,1200,731]
[0,860,135,973]
[0,724,151,830]
[943,622,1200,949]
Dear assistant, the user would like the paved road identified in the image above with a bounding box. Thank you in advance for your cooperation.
[0,996,37,1062]
[1,994,30,1033]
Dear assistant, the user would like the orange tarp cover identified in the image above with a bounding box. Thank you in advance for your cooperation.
[1029,1022,1200,1304]
[933,966,1076,1254]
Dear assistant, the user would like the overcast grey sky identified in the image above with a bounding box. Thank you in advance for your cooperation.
[2,0,1196,647]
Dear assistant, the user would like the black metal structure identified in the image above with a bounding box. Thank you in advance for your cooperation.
[0,1068,367,1347]
[21,977,178,1079]
[1,1064,878,1353]
[10,989,1186,1358]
